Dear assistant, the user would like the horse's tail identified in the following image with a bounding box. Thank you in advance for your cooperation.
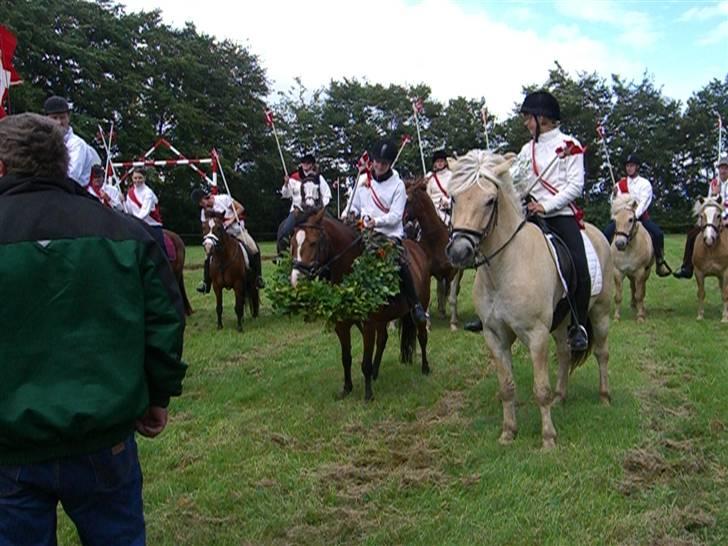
[570,318,593,372]
[399,314,417,364]
[248,283,260,318]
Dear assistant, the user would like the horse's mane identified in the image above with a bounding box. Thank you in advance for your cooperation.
[450,149,521,216]
[693,196,722,217]
[610,194,637,217]
[293,207,325,226]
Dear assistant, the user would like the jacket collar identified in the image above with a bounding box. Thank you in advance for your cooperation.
[0,174,92,199]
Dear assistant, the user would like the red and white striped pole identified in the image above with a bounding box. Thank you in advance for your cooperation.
[412,98,427,177]
[265,107,289,178]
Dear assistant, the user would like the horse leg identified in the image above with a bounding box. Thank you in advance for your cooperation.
[436,277,447,319]
[629,277,637,311]
[613,271,623,321]
[527,331,557,449]
[591,303,611,405]
[449,270,462,332]
[335,321,353,399]
[696,271,705,320]
[417,321,429,375]
[553,326,571,405]
[214,284,223,330]
[634,269,648,323]
[234,281,245,332]
[372,322,388,381]
[361,322,376,402]
[482,328,518,445]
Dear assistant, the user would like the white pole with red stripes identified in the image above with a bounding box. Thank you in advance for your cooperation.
[412,98,427,177]
[264,107,289,178]
[716,111,724,163]
[481,106,491,151]
[596,122,617,187]
[392,134,411,168]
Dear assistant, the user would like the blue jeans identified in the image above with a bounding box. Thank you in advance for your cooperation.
[0,435,145,546]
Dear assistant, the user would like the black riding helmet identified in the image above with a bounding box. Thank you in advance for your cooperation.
[520,90,560,120]
[431,149,448,163]
[43,96,71,115]
[370,139,398,164]
[624,153,641,167]
[190,187,210,205]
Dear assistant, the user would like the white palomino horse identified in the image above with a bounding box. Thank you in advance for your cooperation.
[610,194,654,322]
[446,150,613,449]
[692,196,728,322]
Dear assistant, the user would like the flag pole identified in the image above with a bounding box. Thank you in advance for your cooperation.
[481,106,491,151]
[265,108,289,178]
[716,111,723,163]
[412,100,427,177]
[596,123,617,187]
[392,135,411,168]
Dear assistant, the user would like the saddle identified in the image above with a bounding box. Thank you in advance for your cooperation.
[162,232,177,263]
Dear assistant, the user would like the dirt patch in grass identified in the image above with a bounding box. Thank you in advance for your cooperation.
[280,390,470,545]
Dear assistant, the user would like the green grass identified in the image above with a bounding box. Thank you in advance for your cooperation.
[57,236,728,545]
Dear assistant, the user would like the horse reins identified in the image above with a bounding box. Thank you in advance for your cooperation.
[614,209,638,244]
[292,223,363,279]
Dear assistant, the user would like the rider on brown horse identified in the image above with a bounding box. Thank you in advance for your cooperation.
[425,149,453,225]
[191,188,265,292]
[344,139,428,324]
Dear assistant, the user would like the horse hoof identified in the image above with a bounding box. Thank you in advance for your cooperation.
[600,392,612,406]
[553,393,565,406]
[697,315,704,321]
[637,316,645,324]
[335,386,353,400]
[498,431,516,445]
[542,437,556,450]
[450,323,458,332]
[364,393,374,403]
[721,317,728,324]
[217,325,223,330]
[421,365,431,376]
[372,370,379,381]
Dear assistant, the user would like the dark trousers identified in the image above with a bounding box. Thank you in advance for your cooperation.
[680,226,701,271]
[276,211,297,255]
[0,435,144,546]
[603,218,665,259]
[541,215,590,327]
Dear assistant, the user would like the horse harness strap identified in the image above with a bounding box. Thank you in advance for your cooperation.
[614,210,638,243]
[292,222,363,279]
[473,219,527,268]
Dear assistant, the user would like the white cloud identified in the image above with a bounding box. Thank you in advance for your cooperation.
[679,1,728,21]
[120,0,646,118]
[698,18,728,44]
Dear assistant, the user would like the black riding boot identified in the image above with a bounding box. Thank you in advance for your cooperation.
[674,227,699,279]
[464,318,483,332]
[399,262,428,324]
[197,256,212,294]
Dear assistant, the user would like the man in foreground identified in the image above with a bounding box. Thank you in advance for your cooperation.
[0,113,187,545]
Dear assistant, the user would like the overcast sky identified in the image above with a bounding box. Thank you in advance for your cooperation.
[120,0,728,118]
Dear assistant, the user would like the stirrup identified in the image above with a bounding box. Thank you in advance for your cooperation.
[655,259,672,277]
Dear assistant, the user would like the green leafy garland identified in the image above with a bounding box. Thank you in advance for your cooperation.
[267,233,400,325]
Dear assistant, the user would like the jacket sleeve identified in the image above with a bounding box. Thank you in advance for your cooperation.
[319,176,332,206]
[541,153,585,214]
[374,182,407,230]
[634,178,653,218]
[281,178,293,199]
[66,137,87,186]
[140,241,187,407]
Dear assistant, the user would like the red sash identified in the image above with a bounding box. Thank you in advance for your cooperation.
[531,141,584,228]
[616,177,649,220]
[431,172,448,198]
[364,172,390,213]
[128,185,162,223]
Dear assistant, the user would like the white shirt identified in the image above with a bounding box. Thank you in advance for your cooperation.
[86,182,124,212]
[426,169,452,212]
[126,182,161,226]
[346,170,406,239]
[282,173,332,211]
[615,175,653,219]
[709,176,728,219]
[200,194,246,228]
[65,127,101,187]
[512,128,584,217]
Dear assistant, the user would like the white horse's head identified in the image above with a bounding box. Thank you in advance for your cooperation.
[694,195,723,248]
[446,149,518,267]
[611,194,639,251]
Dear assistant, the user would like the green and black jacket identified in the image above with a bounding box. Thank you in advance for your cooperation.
[0,175,187,464]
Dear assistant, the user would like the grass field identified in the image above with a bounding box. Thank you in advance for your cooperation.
[57,235,728,545]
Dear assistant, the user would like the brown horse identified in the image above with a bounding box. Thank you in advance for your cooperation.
[202,217,259,331]
[163,229,192,316]
[405,179,463,330]
[290,208,431,401]
[692,196,728,322]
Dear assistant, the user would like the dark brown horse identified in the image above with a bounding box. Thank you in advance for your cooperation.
[201,217,259,331]
[163,229,192,316]
[404,179,463,329]
[290,208,431,401]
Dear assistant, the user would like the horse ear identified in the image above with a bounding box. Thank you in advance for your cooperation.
[717,195,723,205]
[698,196,705,206]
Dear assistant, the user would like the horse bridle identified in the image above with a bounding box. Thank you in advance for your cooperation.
[292,223,363,279]
[449,194,527,268]
[699,203,724,235]
[614,209,638,244]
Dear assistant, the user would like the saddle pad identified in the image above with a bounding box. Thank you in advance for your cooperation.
[544,233,602,298]
[163,233,177,263]
[238,240,250,268]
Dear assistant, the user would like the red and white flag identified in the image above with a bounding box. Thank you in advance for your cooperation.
[264,107,275,128]
[401,134,412,145]
[596,123,606,140]
[0,25,22,119]
[556,140,587,157]
[357,151,370,170]
[412,97,424,115]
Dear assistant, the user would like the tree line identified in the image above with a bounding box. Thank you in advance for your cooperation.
[2,0,726,236]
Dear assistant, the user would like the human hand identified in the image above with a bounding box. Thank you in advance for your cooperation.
[135,406,168,438]
[526,201,545,215]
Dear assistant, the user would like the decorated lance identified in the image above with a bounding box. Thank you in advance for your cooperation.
[522,140,587,198]
[343,151,369,218]
[97,122,128,213]
[211,148,244,232]
[392,133,412,168]
[481,106,491,151]
[412,98,428,177]
[596,122,616,187]
[715,111,724,163]
[264,107,289,178]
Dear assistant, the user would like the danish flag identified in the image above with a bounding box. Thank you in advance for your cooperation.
[264,107,275,128]
[412,97,424,114]
[0,25,22,119]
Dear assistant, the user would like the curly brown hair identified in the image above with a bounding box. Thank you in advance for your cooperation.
[0,113,68,179]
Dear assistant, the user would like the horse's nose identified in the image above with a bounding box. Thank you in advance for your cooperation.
[447,237,474,267]
[203,241,214,254]
[615,238,627,251]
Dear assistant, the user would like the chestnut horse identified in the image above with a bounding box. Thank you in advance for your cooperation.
[405,179,463,330]
[202,217,259,331]
[163,229,192,316]
[692,196,728,322]
[290,208,431,401]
